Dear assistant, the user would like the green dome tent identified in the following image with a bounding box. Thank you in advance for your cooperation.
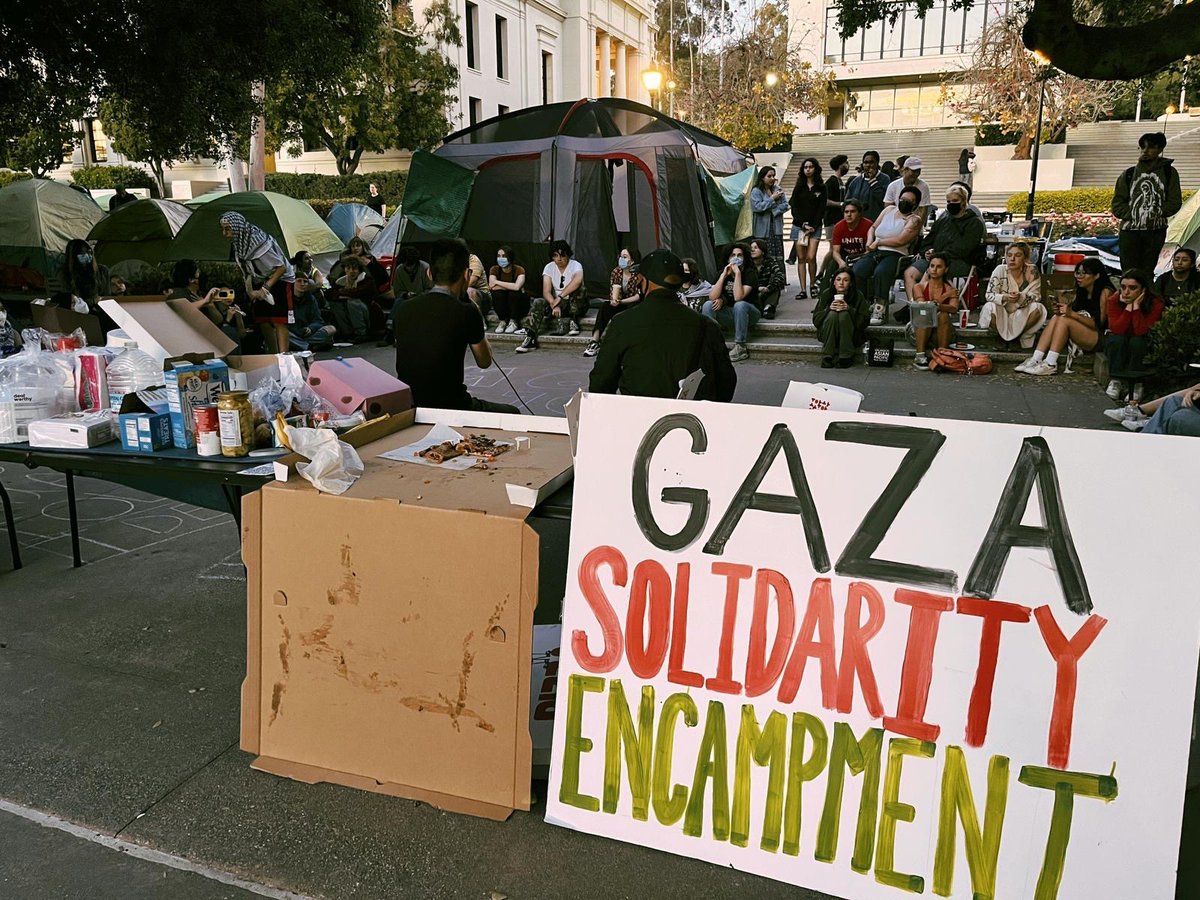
[0,178,106,291]
[87,198,193,268]
[165,191,343,267]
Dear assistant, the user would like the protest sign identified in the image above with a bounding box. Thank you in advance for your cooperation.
[546,394,1200,898]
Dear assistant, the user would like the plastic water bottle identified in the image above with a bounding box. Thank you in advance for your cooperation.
[106,342,162,411]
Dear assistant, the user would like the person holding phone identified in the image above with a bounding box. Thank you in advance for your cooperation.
[1016,257,1111,376]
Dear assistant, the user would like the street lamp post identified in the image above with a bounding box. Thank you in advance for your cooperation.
[642,68,663,112]
[1025,52,1052,224]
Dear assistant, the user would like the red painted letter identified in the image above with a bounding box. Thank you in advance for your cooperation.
[1033,605,1108,769]
[777,578,839,706]
[571,545,627,671]
[706,562,753,694]
[745,568,796,697]
[835,581,886,717]
[668,563,704,687]
[627,560,672,678]
[957,597,1032,746]
[884,589,954,741]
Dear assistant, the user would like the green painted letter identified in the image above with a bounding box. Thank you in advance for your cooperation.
[653,693,698,826]
[875,737,936,892]
[683,700,731,840]
[783,712,829,856]
[603,679,655,819]
[933,747,1010,899]
[815,722,884,870]
[731,705,788,851]
[559,674,606,811]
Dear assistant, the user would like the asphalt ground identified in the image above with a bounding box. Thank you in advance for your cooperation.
[1,339,1196,899]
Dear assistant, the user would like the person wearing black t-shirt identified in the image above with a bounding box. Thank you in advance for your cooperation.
[394,238,519,413]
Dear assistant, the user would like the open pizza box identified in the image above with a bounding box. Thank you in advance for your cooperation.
[240,408,573,820]
[99,295,279,391]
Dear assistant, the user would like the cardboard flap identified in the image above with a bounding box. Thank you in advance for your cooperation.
[118,387,170,416]
[164,352,218,372]
[100,296,238,360]
[30,303,104,347]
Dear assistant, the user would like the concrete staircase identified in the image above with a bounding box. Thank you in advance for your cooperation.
[1065,120,1200,189]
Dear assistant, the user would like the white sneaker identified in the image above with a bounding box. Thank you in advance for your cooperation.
[913,352,929,369]
[869,303,885,326]
[504,320,518,334]
[495,321,506,334]
[1026,360,1058,376]
[1015,356,1038,373]
[1105,379,1123,401]
[1104,405,1146,424]
[1122,417,1147,431]
[1131,382,1144,402]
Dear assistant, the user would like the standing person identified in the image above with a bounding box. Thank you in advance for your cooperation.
[958,149,977,187]
[1112,132,1182,275]
[219,212,294,353]
[829,199,873,271]
[750,166,789,279]
[853,186,923,325]
[845,151,891,222]
[813,267,869,368]
[108,186,137,211]
[1103,269,1164,402]
[1153,247,1200,305]
[882,156,931,222]
[789,157,826,301]
[366,182,385,217]
[1016,257,1111,376]
[585,247,644,357]
[702,243,760,362]
[518,240,587,353]
[589,250,736,401]
[394,237,517,413]
[818,155,850,280]
[488,245,528,334]
[979,242,1046,350]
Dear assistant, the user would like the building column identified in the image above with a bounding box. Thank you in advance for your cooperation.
[597,33,612,97]
[614,42,627,98]
[626,49,645,104]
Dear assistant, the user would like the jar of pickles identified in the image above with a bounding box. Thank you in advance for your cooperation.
[217,390,254,457]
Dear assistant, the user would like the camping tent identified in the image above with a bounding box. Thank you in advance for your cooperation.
[87,199,193,268]
[0,178,107,292]
[1167,191,1200,255]
[372,209,404,263]
[400,98,750,290]
[164,191,344,269]
[326,203,386,247]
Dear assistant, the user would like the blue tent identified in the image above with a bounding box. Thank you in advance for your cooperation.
[326,203,386,247]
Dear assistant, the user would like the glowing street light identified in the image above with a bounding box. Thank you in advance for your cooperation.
[764,71,779,88]
[642,68,663,92]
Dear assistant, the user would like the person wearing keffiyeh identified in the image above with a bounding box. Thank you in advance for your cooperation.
[219,211,295,352]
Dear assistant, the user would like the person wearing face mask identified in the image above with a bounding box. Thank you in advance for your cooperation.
[584,248,644,357]
[394,237,518,413]
[882,156,931,223]
[677,257,714,311]
[1112,132,1182,275]
[488,245,528,335]
[903,185,985,302]
[1103,269,1163,403]
[702,243,760,363]
[853,186,923,326]
[57,238,122,312]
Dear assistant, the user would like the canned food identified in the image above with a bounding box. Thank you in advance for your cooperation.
[216,391,254,457]
[194,404,221,457]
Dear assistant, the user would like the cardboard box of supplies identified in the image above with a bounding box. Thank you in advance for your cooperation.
[240,410,573,820]
[117,388,172,451]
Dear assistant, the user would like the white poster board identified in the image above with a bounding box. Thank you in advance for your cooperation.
[546,394,1200,899]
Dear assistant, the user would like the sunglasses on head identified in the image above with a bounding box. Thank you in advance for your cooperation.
[560,275,565,288]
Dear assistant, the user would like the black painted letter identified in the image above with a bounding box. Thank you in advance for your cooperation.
[632,414,710,551]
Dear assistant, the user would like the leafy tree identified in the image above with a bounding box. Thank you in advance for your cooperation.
[828,0,1199,81]
[265,0,461,175]
[670,0,835,150]
[942,14,1121,160]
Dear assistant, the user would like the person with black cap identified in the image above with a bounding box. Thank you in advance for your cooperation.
[589,250,736,402]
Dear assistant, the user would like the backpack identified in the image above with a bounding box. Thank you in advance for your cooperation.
[928,347,992,375]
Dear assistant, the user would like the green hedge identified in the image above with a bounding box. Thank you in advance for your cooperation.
[72,164,157,192]
[0,171,32,190]
[1007,187,1196,215]
[121,261,246,296]
[265,170,407,203]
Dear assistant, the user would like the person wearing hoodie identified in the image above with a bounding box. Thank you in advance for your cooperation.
[1111,132,1182,275]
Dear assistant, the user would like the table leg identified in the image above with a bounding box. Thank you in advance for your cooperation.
[0,480,21,570]
[65,471,81,568]
[222,484,242,532]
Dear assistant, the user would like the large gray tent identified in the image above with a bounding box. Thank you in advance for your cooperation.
[401,99,749,292]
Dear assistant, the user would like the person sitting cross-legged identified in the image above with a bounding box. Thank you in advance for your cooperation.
[911,253,959,369]
[518,240,588,353]
[701,243,760,363]
[813,266,869,368]
[979,242,1046,351]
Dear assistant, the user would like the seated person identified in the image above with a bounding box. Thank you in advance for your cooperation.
[853,185,923,324]
[1103,268,1163,403]
[288,273,336,350]
[330,236,389,289]
[1106,382,1200,434]
[829,200,872,270]
[518,240,587,353]
[813,266,869,368]
[678,257,713,311]
[911,253,959,369]
[589,249,736,402]
[291,250,328,290]
[1154,248,1200,305]
[326,255,374,342]
[882,157,931,223]
[391,245,432,302]
[585,248,645,358]
[467,251,492,321]
[1016,257,1111,377]
[748,238,785,320]
[166,259,245,344]
[701,242,760,363]
[393,237,518,413]
[946,180,984,219]
[0,302,22,357]
[488,245,528,335]
[904,185,985,300]
[54,239,125,324]
[979,242,1046,350]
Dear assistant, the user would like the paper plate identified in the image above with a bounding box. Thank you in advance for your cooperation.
[333,342,354,348]
[949,342,976,351]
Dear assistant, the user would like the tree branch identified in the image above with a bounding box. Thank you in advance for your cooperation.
[1023,0,1200,81]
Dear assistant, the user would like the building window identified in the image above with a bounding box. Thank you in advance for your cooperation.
[469,97,483,126]
[90,119,109,163]
[465,1,479,70]
[541,51,553,104]
[824,0,1010,63]
[495,15,508,80]
[498,104,510,116]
